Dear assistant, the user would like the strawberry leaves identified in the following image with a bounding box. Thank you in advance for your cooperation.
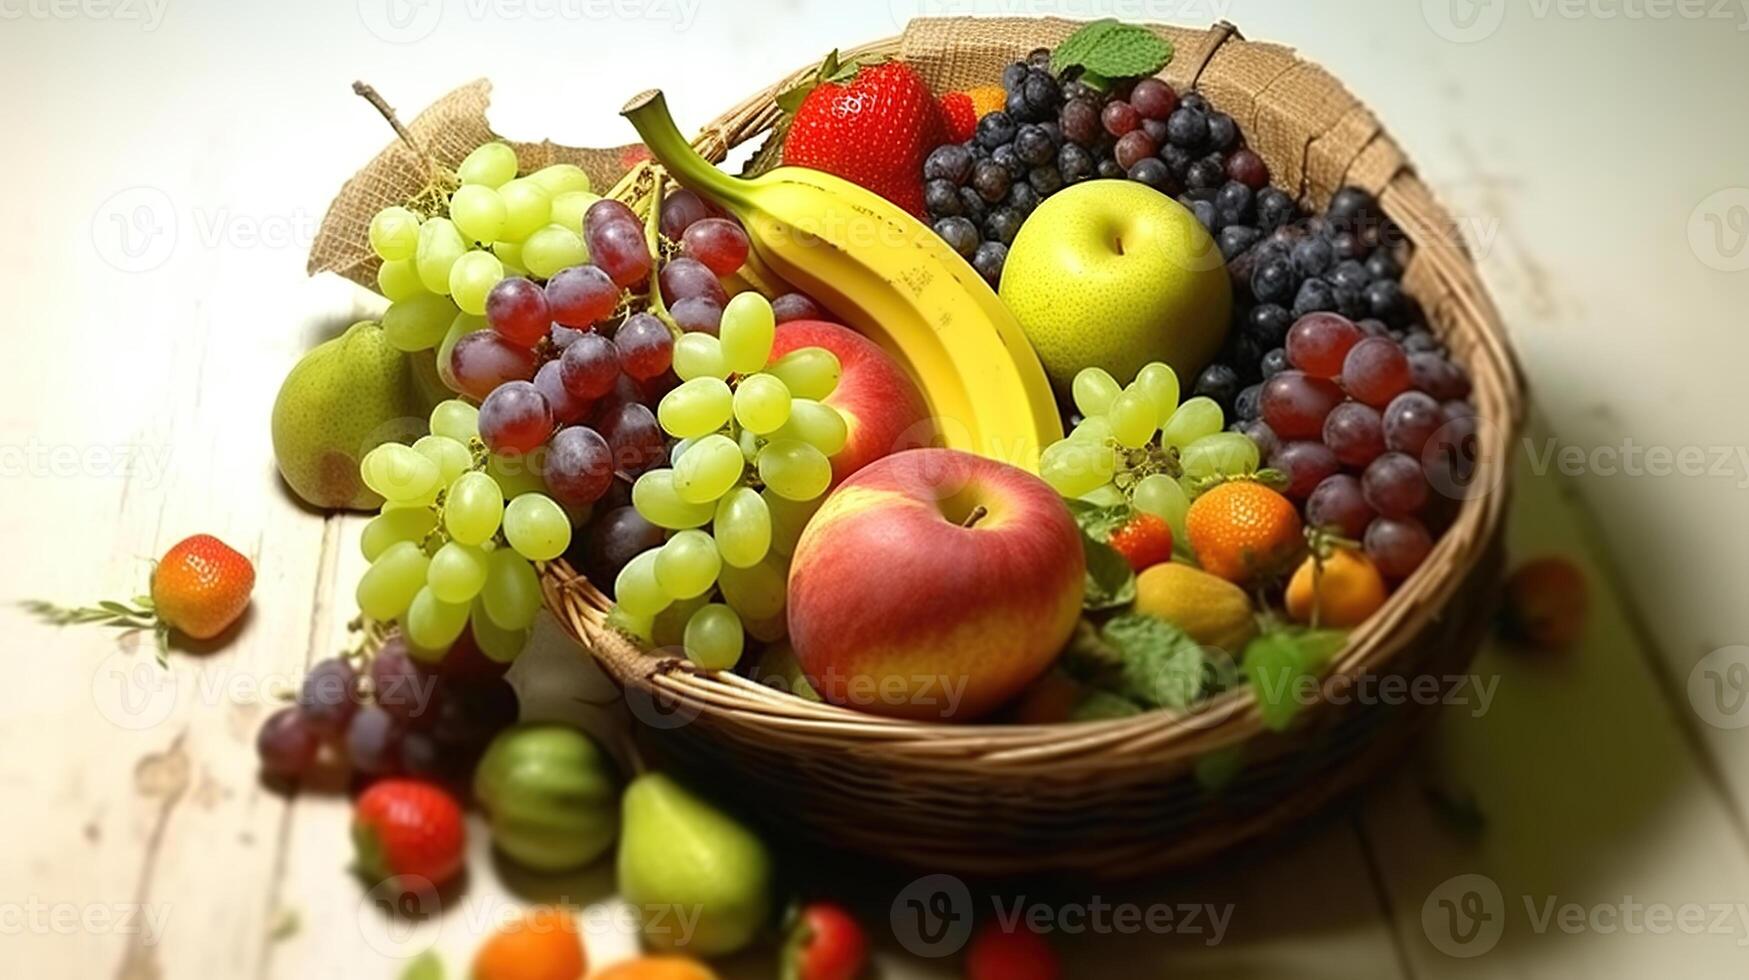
[1051,19,1174,80]
[774,49,889,114]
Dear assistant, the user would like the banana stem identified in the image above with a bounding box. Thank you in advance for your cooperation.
[621,90,751,210]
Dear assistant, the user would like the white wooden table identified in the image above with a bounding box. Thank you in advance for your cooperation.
[4,2,1747,976]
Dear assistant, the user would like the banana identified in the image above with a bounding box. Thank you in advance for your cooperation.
[623,90,1062,471]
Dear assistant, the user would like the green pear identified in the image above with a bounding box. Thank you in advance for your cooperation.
[271,321,431,511]
[617,772,772,957]
[1000,179,1232,390]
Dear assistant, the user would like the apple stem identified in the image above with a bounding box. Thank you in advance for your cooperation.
[961,505,988,529]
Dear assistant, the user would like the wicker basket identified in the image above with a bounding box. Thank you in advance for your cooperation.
[538,18,1525,878]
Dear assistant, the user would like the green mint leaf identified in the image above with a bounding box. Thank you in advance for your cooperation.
[1081,534,1136,612]
[1051,19,1123,74]
[1089,29,1174,79]
[1100,614,1208,710]
[1053,21,1174,79]
[1243,629,1348,731]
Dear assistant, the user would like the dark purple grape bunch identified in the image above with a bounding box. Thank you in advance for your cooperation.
[257,633,519,785]
[1195,185,1429,423]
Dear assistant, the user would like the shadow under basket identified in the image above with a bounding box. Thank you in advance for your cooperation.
[539,18,1525,879]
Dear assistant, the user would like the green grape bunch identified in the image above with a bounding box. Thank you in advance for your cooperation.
[354,397,575,665]
[617,292,847,671]
[367,140,598,347]
[1040,362,1261,540]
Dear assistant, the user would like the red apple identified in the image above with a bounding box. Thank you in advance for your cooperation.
[770,320,936,483]
[786,449,1085,721]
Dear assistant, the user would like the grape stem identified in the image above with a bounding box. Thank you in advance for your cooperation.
[352,81,424,159]
[352,80,457,216]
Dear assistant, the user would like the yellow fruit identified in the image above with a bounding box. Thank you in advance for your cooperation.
[1001,181,1231,391]
[1133,562,1257,657]
[271,321,430,511]
[623,90,1062,471]
[1286,549,1387,629]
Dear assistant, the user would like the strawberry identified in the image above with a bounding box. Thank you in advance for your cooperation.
[784,901,868,980]
[26,532,255,651]
[938,92,977,144]
[352,778,467,888]
[151,534,256,639]
[780,54,945,217]
[1106,513,1174,572]
[964,921,1060,980]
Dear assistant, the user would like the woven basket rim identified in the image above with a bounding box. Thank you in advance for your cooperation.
[539,19,1525,761]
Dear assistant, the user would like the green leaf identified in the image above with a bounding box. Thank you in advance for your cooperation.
[399,951,444,980]
[1066,498,1133,541]
[1051,19,1123,73]
[773,84,812,115]
[1052,20,1174,79]
[1100,614,1208,710]
[1243,629,1347,732]
[1081,535,1136,612]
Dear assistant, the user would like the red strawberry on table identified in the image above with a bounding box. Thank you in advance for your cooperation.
[780,52,945,218]
[352,778,467,888]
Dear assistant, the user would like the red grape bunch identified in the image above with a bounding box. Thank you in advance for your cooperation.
[1253,311,1475,582]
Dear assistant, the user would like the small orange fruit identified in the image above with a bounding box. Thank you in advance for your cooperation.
[150,534,256,639]
[1502,556,1588,652]
[963,84,1007,119]
[471,907,586,980]
[1286,548,1387,628]
[1185,481,1304,584]
[591,956,718,980]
